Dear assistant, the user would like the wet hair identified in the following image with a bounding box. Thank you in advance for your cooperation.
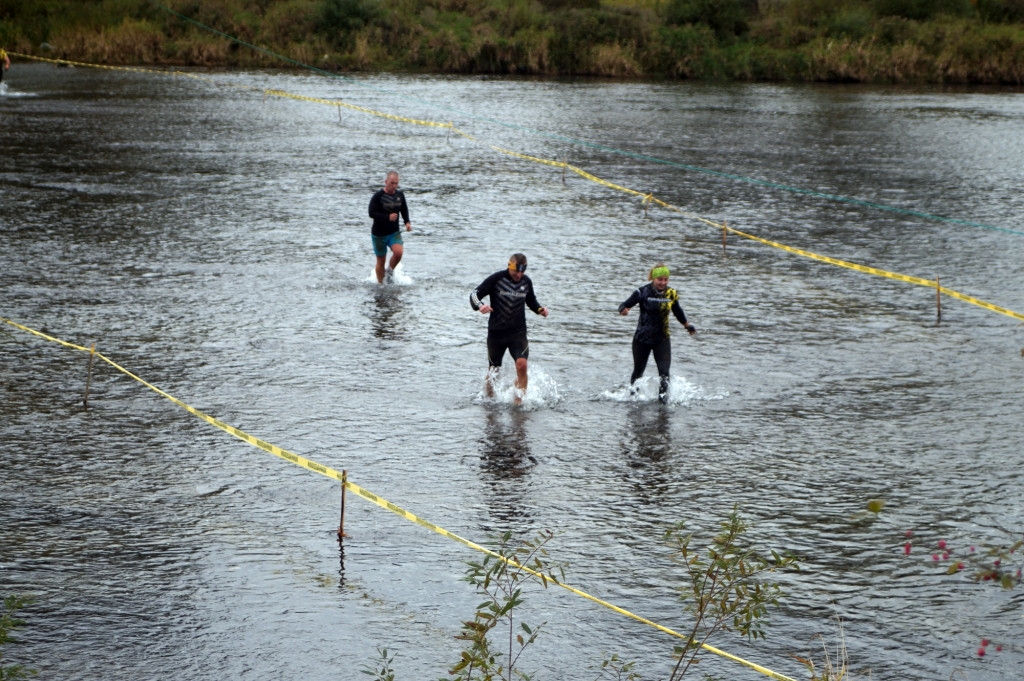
[648,263,669,280]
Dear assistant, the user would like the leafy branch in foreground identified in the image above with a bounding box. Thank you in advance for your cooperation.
[361,647,397,681]
[445,529,565,681]
[664,506,801,681]
[1,594,37,681]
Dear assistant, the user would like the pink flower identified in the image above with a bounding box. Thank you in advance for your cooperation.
[943,552,950,560]
[997,645,1003,652]
[932,554,939,561]
[904,543,912,555]
[981,639,989,647]
[993,559,1001,567]
[957,562,965,570]
[978,648,986,657]
[938,540,947,549]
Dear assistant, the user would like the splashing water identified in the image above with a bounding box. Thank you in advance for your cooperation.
[601,374,725,406]
[364,262,413,286]
[475,365,561,409]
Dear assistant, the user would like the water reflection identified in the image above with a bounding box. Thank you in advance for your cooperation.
[620,405,676,502]
[478,406,536,531]
[366,287,406,340]
[480,406,536,477]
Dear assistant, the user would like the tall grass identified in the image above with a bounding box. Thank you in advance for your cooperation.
[2,0,1023,82]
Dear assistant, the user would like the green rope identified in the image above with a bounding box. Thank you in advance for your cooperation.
[149,1,1023,237]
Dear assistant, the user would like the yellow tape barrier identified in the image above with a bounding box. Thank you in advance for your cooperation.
[9,51,1024,323]
[2,317,797,681]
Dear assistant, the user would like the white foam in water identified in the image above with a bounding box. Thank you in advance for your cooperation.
[601,374,727,406]
[475,365,560,409]
[364,262,413,286]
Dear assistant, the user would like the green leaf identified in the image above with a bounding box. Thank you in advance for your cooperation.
[866,499,886,514]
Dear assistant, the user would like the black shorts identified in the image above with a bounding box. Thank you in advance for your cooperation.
[486,328,529,368]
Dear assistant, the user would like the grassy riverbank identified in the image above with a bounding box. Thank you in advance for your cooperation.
[2,0,1024,83]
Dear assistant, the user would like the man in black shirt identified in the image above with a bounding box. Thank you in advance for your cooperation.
[367,171,412,283]
[470,253,548,405]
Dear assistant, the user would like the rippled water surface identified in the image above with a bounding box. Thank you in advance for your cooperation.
[2,63,1024,680]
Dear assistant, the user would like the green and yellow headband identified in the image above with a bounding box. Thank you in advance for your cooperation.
[651,266,670,278]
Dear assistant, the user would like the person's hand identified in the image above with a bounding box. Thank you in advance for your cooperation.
[389,212,398,221]
[479,304,492,314]
[538,307,548,317]
[619,307,630,316]
[405,222,412,231]
[685,323,696,335]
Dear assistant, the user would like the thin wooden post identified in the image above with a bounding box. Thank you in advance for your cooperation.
[722,221,727,255]
[936,276,942,323]
[562,159,566,184]
[447,122,452,143]
[338,104,342,124]
[337,470,349,538]
[83,343,95,409]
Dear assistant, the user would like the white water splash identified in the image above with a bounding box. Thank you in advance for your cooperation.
[601,374,728,406]
[474,365,560,410]
[364,262,413,286]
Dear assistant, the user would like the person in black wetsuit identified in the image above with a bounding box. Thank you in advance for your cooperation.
[470,253,549,405]
[0,49,10,84]
[367,170,412,283]
[618,263,695,403]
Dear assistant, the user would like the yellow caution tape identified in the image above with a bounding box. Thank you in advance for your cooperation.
[13,51,1023,324]
[8,52,448,128]
[2,317,797,681]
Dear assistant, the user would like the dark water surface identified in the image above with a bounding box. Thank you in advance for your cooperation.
[2,63,1023,680]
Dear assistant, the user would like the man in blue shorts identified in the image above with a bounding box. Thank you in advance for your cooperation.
[368,171,412,283]
[470,253,548,404]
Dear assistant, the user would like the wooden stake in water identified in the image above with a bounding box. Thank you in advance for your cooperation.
[722,221,728,255]
[936,276,942,323]
[83,343,95,409]
[338,470,349,539]
[447,122,452,143]
[562,160,566,184]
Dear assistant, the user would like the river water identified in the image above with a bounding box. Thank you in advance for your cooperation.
[2,62,1023,680]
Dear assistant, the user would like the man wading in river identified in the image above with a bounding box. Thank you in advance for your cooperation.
[470,253,548,406]
[368,170,412,284]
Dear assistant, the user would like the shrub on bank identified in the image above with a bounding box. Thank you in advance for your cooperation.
[2,0,1024,82]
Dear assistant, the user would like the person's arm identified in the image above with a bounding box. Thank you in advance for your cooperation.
[368,191,389,221]
[671,298,696,334]
[400,193,411,230]
[470,272,499,312]
[525,281,548,317]
[618,288,641,315]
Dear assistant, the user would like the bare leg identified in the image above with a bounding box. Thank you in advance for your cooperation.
[388,243,404,271]
[375,255,387,283]
[513,357,528,405]
[484,367,497,398]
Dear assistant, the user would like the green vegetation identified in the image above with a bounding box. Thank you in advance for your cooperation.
[365,510,802,680]
[0,595,36,681]
[2,0,1023,81]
